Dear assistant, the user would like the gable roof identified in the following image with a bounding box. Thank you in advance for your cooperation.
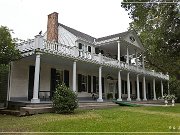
[59,23,96,43]
[95,31,129,42]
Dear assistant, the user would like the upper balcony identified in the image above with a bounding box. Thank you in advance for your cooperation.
[16,35,169,80]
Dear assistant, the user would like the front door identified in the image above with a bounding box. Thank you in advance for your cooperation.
[50,68,69,99]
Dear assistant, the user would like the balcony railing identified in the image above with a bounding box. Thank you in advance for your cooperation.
[16,37,169,80]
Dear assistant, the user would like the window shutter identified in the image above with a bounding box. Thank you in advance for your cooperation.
[102,77,104,93]
[93,76,96,93]
[88,75,91,93]
[64,70,69,87]
[50,68,56,99]
[78,74,82,92]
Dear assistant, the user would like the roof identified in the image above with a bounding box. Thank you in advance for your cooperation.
[95,31,129,42]
[59,23,96,43]
[59,23,130,44]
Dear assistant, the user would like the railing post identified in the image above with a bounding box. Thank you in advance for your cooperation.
[34,35,43,49]
[98,52,102,63]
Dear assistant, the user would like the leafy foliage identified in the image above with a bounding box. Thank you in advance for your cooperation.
[0,26,20,65]
[121,0,180,75]
[52,83,78,114]
[121,0,180,101]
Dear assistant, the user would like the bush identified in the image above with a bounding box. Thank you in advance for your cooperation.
[52,83,78,114]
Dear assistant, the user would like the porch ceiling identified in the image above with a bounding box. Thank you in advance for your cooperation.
[21,54,166,82]
[98,40,143,56]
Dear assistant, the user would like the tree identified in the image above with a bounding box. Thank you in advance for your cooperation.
[0,26,20,104]
[121,0,180,99]
[121,0,180,76]
[0,26,20,65]
[52,83,78,114]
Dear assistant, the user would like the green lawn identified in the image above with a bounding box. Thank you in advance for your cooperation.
[0,104,180,134]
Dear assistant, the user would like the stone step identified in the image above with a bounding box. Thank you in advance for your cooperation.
[0,109,20,116]
[25,104,53,108]
[20,106,53,116]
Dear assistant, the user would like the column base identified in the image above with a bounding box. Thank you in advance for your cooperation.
[143,98,147,101]
[136,98,141,101]
[127,98,131,101]
[117,98,122,101]
[97,98,103,102]
[153,98,157,100]
[31,98,40,103]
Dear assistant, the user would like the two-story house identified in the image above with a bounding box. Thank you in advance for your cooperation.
[7,12,169,103]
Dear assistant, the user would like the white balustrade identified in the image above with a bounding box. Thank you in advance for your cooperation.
[16,39,35,52]
[17,38,169,81]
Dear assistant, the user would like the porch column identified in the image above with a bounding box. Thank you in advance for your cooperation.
[126,46,129,66]
[127,72,131,101]
[97,66,103,102]
[161,80,164,97]
[143,76,147,101]
[136,74,140,101]
[153,78,157,100]
[31,53,41,103]
[117,41,121,62]
[142,53,145,69]
[72,61,76,92]
[117,70,122,101]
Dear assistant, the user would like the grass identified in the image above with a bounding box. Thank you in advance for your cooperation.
[0,104,180,134]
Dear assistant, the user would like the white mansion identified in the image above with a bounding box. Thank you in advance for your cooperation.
[8,12,169,103]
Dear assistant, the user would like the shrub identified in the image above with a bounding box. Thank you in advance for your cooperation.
[52,83,78,114]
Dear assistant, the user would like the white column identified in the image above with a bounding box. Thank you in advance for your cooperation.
[153,78,157,100]
[136,74,140,101]
[126,46,129,66]
[117,41,121,62]
[143,76,147,101]
[127,72,131,101]
[161,80,164,97]
[72,61,76,92]
[97,66,103,102]
[142,53,145,69]
[117,70,122,101]
[31,54,41,103]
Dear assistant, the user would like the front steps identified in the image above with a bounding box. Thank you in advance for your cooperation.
[79,102,119,110]
[0,101,118,116]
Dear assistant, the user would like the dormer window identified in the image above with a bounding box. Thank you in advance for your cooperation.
[129,36,135,43]
[78,43,82,49]
[88,46,91,52]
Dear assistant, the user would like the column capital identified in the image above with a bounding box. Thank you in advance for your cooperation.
[117,40,120,43]
[35,51,42,55]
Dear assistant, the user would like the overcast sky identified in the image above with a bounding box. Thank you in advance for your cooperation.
[0,0,132,40]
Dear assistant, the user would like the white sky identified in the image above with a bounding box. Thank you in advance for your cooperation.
[0,0,132,40]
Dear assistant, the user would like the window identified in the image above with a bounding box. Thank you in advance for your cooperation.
[88,46,91,52]
[78,43,82,49]
[78,74,87,92]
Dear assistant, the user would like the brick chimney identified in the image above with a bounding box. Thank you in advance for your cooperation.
[47,12,58,42]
